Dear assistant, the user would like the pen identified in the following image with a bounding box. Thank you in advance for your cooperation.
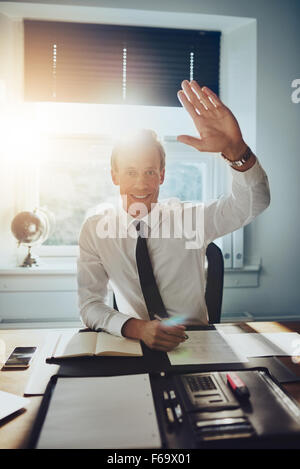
[154,314,189,340]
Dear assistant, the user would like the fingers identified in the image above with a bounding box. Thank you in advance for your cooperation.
[201,86,223,108]
[178,80,223,113]
[177,90,198,120]
[160,325,186,340]
[142,320,188,352]
[179,80,211,113]
[177,134,205,151]
[187,80,215,111]
[147,321,187,351]
[150,333,185,352]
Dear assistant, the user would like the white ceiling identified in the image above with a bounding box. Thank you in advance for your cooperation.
[0,1,255,33]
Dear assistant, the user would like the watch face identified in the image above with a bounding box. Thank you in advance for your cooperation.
[233,160,244,167]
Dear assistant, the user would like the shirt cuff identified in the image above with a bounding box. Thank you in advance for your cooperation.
[105,311,134,337]
[230,158,267,187]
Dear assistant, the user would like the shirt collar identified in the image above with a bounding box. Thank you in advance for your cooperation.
[117,198,165,233]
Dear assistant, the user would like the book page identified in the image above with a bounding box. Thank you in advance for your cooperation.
[53,332,97,358]
[167,330,248,365]
[95,331,142,356]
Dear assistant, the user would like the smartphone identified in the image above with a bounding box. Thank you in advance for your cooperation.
[3,346,37,368]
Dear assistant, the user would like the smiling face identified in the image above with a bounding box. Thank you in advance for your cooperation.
[111,144,165,217]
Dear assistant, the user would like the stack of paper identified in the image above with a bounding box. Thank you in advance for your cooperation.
[167,330,248,365]
[167,330,300,366]
[220,332,300,358]
[36,374,161,449]
[0,391,29,420]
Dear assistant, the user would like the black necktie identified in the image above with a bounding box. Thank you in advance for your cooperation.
[135,221,169,321]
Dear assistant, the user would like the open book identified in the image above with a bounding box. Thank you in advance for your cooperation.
[48,331,143,359]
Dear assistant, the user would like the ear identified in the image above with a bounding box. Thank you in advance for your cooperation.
[111,167,120,186]
[159,168,165,185]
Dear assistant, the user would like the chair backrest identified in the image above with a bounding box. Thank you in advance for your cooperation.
[113,241,224,324]
[205,242,224,324]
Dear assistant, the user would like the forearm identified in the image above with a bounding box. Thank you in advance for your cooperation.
[121,317,148,339]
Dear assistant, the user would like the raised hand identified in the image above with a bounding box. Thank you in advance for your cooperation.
[177,80,247,161]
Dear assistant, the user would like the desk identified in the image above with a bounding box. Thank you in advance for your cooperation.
[0,328,78,449]
[0,322,300,449]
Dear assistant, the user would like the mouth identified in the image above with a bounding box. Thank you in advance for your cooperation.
[130,194,151,201]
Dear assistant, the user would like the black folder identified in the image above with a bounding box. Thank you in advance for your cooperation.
[28,367,300,449]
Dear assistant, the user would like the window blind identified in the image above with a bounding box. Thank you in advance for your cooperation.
[24,20,221,106]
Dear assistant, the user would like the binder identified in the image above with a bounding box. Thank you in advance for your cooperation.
[232,227,244,268]
[221,233,232,269]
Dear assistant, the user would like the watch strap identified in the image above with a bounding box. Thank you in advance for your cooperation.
[221,145,252,167]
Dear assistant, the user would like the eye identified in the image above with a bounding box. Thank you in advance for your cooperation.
[146,170,155,175]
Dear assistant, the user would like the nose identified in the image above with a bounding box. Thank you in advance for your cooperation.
[134,173,149,190]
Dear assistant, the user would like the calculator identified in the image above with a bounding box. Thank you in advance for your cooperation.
[174,372,240,412]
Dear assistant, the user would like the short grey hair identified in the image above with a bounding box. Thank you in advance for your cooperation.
[111,129,166,171]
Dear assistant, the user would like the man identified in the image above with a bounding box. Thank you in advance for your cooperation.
[77,80,270,351]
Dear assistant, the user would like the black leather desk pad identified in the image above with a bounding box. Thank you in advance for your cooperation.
[149,369,300,449]
[54,326,300,384]
[28,367,300,449]
[29,327,300,449]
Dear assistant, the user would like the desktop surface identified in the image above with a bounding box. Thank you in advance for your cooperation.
[0,322,300,449]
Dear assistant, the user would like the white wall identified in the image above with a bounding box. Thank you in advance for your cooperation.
[0,14,21,266]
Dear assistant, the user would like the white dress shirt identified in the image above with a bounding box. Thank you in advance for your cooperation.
[77,159,270,336]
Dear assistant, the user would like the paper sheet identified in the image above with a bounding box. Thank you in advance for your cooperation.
[24,332,60,396]
[220,332,300,358]
[36,374,161,449]
[167,330,248,365]
[0,391,29,420]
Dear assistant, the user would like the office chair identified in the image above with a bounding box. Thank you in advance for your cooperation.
[204,242,224,324]
[113,242,224,324]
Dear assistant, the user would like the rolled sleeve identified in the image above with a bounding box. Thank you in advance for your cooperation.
[204,157,270,244]
[229,158,270,188]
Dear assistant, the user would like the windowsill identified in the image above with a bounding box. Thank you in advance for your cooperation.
[0,264,77,275]
[0,262,261,288]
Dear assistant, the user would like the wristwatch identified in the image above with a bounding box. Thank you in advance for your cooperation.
[221,145,252,168]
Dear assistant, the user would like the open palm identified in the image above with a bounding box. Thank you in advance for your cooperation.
[177,80,245,159]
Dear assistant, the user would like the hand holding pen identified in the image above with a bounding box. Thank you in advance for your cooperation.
[136,315,188,352]
[154,314,189,340]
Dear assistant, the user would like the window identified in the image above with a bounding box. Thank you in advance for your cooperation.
[23,20,224,251]
[22,19,247,269]
[24,20,220,106]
